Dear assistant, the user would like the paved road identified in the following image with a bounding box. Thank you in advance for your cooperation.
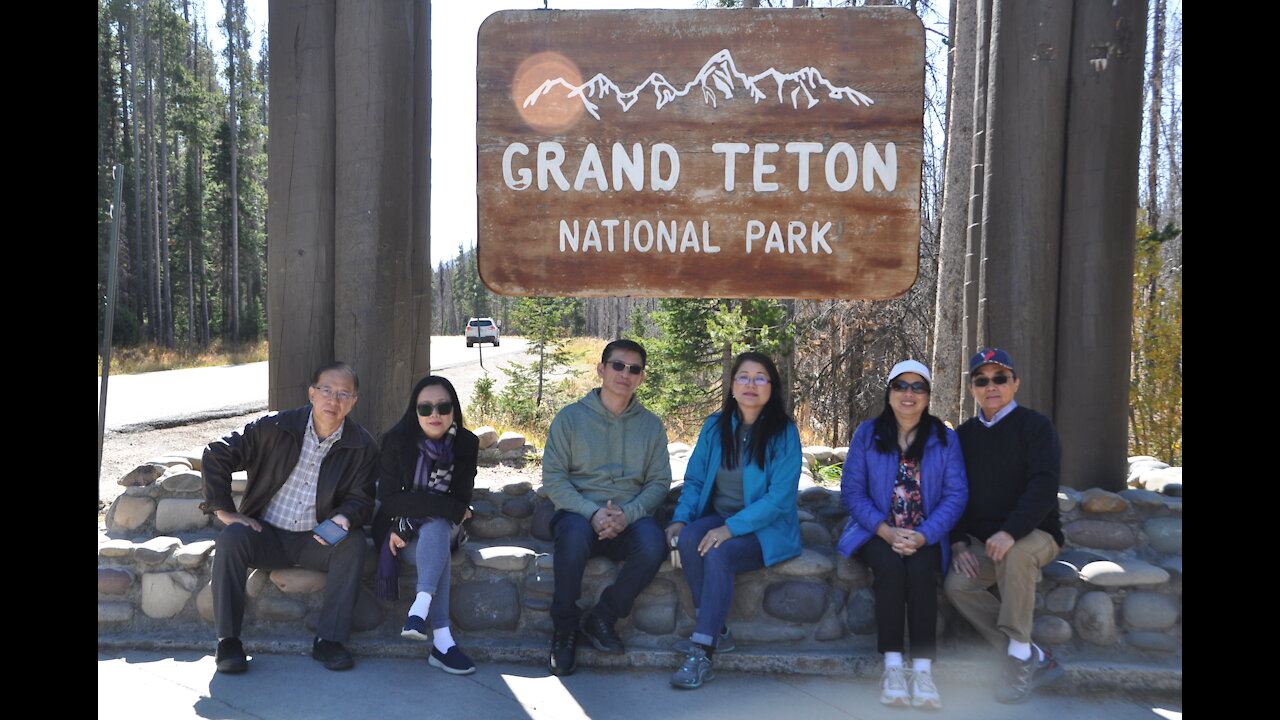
[98,337,531,431]
[98,649,1181,720]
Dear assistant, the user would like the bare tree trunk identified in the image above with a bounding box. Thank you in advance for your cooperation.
[227,0,241,342]
[145,9,162,344]
[930,0,977,426]
[1145,0,1164,227]
[159,32,174,348]
[128,5,145,330]
[829,303,840,446]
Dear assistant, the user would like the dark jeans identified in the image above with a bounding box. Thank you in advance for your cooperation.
[212,521,365,643]
[860,535,942,659]
[677,513,764,647]
[550,510,666,632]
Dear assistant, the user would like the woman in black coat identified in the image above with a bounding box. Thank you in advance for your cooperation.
[374,375,479,675]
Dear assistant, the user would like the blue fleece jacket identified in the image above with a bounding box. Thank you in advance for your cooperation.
[672,412,802,567]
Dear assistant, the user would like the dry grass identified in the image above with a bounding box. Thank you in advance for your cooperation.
[98,340,269,376]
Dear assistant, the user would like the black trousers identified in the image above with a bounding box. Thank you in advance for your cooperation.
[212,521,366,643]
[860,535,942,660]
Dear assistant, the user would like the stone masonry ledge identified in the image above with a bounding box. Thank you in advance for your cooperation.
[102,453,1181,699]
[96,632,1181,699]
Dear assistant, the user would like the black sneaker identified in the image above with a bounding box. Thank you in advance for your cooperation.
[215,637,248,674]
[1031,646,1065,689]
[548,630,578,677]
[994,653,1036,704]
[429,646,477,675]
[311,638,355,671]
[580,611,624,654]
[401,615,429,641]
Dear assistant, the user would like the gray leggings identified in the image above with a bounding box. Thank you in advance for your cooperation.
[411,517,456,630]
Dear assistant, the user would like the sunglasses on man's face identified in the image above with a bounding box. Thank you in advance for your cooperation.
[606,360,644,375]
[416,401,454,417]
[890,380,929,394]
[971,374,1012,387]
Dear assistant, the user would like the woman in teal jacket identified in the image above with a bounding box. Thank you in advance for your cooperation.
[664,352,802,689]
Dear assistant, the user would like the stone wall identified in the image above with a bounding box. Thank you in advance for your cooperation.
[100,438,1181,661]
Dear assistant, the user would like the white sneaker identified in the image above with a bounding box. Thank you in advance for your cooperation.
[880,665,910,707]
[910,669,942,710]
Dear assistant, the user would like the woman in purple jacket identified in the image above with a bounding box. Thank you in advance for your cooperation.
[838,360,968,710]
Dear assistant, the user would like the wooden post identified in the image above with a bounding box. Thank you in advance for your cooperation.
[930,0,978,427]
[1054,0,1147,490]
[978,0,1074,417]
[268,0,430,435]
[268,0,337,411]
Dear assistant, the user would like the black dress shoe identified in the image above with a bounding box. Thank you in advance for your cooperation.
[215,637,248,674]
[580,611,624,654]
[548,630,578,677]
[311,638,355,671]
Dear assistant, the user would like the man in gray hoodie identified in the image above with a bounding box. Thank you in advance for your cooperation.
[543,339,672,676]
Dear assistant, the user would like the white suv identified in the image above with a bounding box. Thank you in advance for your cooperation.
[465,317,500,347]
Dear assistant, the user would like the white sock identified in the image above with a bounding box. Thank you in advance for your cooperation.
[1007,639,1032,661]
[408,591,432,620]
[433,626,456,653]
[1033,643,1045,661]
[912,658,932,674]
[884,652,905,668]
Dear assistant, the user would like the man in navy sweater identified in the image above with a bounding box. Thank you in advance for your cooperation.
[944,348,1065,704]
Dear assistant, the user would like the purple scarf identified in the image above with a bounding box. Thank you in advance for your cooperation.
[377,425,457,601]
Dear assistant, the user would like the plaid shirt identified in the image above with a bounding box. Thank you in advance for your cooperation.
[260,411,345,531]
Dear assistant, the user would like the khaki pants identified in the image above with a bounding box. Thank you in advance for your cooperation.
[943,529,1059,647]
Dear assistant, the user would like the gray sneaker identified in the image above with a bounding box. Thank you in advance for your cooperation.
[669,646,715,689]
[673,626,736,654]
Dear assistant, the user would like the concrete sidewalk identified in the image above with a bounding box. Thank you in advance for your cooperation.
[98,648,1181,720]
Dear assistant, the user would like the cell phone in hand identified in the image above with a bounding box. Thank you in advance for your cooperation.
[313,518,349,545]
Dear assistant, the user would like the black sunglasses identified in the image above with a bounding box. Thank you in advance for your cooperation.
[416,401,454,416]
[890,380,930,394]
[971,374,1012,387]
[606,360,644,375]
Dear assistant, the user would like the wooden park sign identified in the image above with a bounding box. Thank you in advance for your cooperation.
[477,7,923,299]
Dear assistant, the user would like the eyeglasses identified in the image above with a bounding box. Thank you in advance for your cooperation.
[971,374,1012,387]
[606,360,644,375]
[890,380,929,394]
[416,401,454,417]
[734,375,770,386]
[312,385,356,402]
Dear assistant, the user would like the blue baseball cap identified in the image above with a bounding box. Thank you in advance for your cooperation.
[968,348,1016,375]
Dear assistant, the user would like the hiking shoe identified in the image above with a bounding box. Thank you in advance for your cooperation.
[669,646,715,689]
[400,615,429,641]
[429,646,477,675]
[580,611,624,654]
[880,665,910,707]
[311,638,355,671]
[910,669,942,710]
[673,626,736,654]
[1031,646,1065,689]
[548,630,578,677]
[215,637,248,674]
[994,653,1036,704]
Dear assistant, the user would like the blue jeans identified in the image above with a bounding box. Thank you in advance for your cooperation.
[677,513,764,647]
[550,510,666,632]
[410,517,456,630]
